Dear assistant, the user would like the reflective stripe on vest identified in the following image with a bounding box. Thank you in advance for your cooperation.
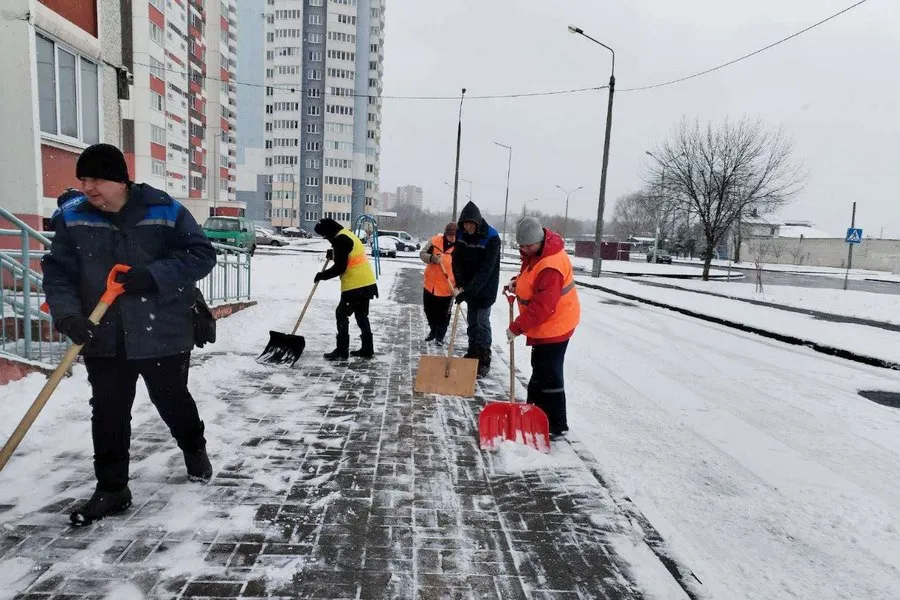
[337,229,377,292]
[517,281,575,306]
[514,250,581,339]
[423,234,455,296]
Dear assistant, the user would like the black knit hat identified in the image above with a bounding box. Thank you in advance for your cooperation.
[314,218,342,239]
[76,143,130,183]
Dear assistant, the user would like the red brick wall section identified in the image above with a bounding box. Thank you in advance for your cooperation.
[0,356,54,386]
[213,206,241,217]
[41,144,81,199]
[37,0,98,37]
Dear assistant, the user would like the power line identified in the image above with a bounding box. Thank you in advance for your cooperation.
[619,0,871,92]
[131,58,607,100]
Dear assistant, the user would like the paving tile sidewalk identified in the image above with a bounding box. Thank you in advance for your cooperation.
[1,267,692,600]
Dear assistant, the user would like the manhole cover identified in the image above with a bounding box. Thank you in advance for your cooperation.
[858,390,900,409]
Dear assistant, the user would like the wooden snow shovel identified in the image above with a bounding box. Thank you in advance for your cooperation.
[479,290,550,452]
[0,264,131,472]
[414,299,479,396]
[259,257,330,366]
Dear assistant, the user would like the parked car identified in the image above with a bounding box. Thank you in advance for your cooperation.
[377,230,420,250]
[377,234,418,252]
[255,227,289,247]
[203,216,257,254]
[372,236,397,258]
[646,250,673,264]
[281,226,313,238]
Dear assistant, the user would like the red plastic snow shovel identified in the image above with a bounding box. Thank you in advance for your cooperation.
[0,264,131,472]
[478,289,550,452]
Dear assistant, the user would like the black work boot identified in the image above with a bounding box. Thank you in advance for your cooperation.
[463,344,478,359]
[184,444,213,482]
[424,331,436,342]
[324,334,350,361]
[70,487,132,526]
[477,347,491,378]
[350,333,374,358]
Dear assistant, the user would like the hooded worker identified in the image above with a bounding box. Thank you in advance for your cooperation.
[451,201,501,377]
[506,216,580,439]
[313,218,378,360]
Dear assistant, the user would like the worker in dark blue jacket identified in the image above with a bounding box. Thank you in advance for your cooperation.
[42,144,217,526]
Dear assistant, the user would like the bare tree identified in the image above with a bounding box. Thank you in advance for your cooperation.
[648,117,804,280]
[747,238,772,292]
[769,238,787,264]
[789,235,805,265]
[609,191,656,239]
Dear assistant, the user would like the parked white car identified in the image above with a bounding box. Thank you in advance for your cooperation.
[255,227,290,247]
[377,234,418,252]
[370,236,397,258]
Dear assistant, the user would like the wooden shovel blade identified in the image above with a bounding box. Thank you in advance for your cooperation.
[414,355,478,397]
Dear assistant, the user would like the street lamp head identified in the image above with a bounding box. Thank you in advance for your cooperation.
[645,150,654,157]
[567,25,583,34]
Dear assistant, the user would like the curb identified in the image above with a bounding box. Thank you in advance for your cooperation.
[575,280,900,371]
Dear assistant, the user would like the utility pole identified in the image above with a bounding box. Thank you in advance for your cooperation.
[495,142,512,252]
[843,201,856,291]
[451,88,467,220]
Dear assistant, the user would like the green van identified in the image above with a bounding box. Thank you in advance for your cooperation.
[202,216,257,254]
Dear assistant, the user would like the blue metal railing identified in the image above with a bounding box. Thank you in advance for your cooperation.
[1,206,252,367]
[354,214,380,278]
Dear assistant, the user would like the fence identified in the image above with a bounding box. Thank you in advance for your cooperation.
[1,206,252,367]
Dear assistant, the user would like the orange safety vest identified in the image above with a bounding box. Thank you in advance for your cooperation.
[423,234,455,296]
[515,250,581,339]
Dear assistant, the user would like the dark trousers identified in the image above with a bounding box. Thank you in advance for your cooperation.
[336,296,371,343]
[84,353,205,492]
[466,305,492,350]
[527,340,569,434]
[423,290,452,340]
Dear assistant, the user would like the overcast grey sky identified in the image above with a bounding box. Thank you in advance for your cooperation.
[378,0,899,238]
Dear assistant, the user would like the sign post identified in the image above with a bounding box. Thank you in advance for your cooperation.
[844,202,861,291]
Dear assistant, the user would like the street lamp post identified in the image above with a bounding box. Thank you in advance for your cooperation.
[451,88,467,221]
[568,25,615,278]
[459,178,473,201]
[522,198,538,217]
[555,185,583,242]
[494,142,512,252]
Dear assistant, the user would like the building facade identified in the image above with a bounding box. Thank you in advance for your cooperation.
[0,0,124,233]
[395,184,423,210]
[264,0,384,231]
[125,0,240,225]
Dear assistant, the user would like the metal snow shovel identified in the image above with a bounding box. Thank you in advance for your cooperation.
[0,264,131,472]
[259,257,330,366]
[479,290,550,452]
[414,301,479,397]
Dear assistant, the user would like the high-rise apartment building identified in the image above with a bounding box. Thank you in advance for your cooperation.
[126,0,240,224]
[264,0,384,231]
[395,185,423,210]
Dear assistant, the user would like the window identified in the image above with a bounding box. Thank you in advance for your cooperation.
[152,159,166,177]
[305,194,320,204]
[307,69,321,81]
[305,158,320,169]
[308,51,322,62]
[36,37,105,144]
[150,23,164,46]
[307,88,321,98]
[307,105,320,116]
[150,0,164,10]
[151,91,164,112]
[306,123,320,133]
[309,14,322,25]
[150,57,165,80]
[310,0,323,5]
[307,33,323,44]
[151,124,166,145]
[336,14,357,25]
[306,176,319,186]
[326,104,353,116]
[306,141,321,151]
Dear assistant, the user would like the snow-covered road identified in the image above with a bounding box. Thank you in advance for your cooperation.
[501,287,900,600]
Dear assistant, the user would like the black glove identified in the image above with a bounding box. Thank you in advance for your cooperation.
[325,249,334,261]
[56,315,97,345]
[314,272,325,283]
[454,291,466,304]
[122,268,158,294]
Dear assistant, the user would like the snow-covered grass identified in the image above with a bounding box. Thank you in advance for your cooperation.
[675,256,900,282]
[489,270,900,600]
[571,256,738,278]
[642,276,900,325]
[580,276,900,365]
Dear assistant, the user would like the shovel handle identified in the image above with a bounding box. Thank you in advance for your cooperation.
[508,296,516,404]
[0,264,130,472]
[444,303,462,377]
[291,258,330,335]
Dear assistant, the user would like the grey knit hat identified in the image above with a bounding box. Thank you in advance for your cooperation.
[516,217,545,246]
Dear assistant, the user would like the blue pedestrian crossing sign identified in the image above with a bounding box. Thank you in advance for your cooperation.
[846,228,863,244]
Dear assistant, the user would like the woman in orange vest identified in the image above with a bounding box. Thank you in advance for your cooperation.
[506,217,580,439]
[418,222,457,345]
